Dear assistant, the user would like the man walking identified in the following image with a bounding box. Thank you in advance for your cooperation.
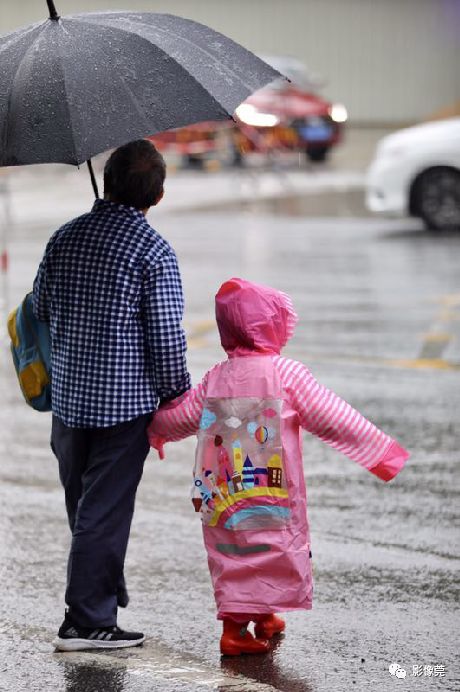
[33,140,191,651]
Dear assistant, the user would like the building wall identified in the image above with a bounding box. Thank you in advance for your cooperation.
[1,0,459,124]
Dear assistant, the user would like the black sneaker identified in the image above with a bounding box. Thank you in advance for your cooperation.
[53,615,145,651]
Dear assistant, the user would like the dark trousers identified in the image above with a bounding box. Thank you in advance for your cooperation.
[51,413,151,628]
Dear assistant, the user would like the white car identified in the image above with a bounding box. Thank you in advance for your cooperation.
[366,118,460,230]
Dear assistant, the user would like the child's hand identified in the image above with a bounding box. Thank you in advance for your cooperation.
[148,433,166,460]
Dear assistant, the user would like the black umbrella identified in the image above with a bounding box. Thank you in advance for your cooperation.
[0,0,280,196]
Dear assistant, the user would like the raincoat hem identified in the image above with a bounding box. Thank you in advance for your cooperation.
[217,602,312,617]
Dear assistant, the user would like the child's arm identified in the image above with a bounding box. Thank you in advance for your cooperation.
[277,356,409,481]
[148,377,207,452]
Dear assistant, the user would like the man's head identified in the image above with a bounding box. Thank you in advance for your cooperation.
[104,140,166,210]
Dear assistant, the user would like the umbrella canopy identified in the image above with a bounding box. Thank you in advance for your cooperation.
[0,1,280,168]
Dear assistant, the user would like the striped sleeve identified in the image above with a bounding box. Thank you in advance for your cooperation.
[275,356,409,481]
[147,376,207,445]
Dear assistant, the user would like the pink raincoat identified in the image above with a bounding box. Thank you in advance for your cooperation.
[148,278,409,618]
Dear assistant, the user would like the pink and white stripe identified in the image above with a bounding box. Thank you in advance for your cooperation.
[273,356,406,478]
[149,356,408,482]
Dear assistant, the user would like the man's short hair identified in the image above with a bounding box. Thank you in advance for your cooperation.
[104,140,166,209]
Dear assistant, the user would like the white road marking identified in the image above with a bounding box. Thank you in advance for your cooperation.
[53,640,280,691]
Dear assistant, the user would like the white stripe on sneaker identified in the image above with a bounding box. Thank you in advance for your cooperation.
[52,635,145,651]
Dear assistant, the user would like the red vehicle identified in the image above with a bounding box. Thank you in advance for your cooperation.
[151,56,347,165]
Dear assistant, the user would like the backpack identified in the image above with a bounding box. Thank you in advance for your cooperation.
[7,293,51,411]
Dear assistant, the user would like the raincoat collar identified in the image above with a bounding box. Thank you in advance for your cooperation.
[215,278,298,357]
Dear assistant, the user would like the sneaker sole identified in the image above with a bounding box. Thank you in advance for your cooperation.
[52,636,145,651]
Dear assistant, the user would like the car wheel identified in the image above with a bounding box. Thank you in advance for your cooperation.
[412,167,460,230]
[306,146,328,162]
[183,154,205,169]
[230,146,244,167]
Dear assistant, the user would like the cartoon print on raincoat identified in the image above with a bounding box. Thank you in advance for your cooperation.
[194,397,288,531]
[148,278,409,618]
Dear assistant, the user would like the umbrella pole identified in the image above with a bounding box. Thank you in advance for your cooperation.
[87,159,100,199]
[46,0,60,20]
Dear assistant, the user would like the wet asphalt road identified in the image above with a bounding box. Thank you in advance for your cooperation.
[0,163,459,692]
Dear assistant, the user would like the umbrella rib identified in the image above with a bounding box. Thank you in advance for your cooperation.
[58,16,233,138]
[0,23,48,160]
[76,13,265,90]
[0,20,43,55]
[1,21,80,165]
[60,20,158,155]
[67,15,246,114]
[144,14,264,89]
[55,30,80,165]
[93,12,268,89]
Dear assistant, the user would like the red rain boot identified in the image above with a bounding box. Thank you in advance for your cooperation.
[254,614,286,639]
[220,619,270,656]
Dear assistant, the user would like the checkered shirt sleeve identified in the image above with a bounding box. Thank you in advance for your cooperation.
[33,233,59,323]
[142,249,191,403]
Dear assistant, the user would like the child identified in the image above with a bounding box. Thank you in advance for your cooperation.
[148,277,409,656]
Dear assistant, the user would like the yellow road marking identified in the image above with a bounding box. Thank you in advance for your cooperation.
[437,293,460,307]
[185,319,215,338]
[439,310,460,322]
[184,319,215,349]
[187,338,209,349]
[419,293,459,361]
[420,333,452,343]
[384,358,460,371]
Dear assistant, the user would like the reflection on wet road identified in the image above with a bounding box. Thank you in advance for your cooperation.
[0,166,459,691]
[62,660,128,692]
[174,188,368,219]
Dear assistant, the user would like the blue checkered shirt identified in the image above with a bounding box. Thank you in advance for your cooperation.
[33,199,191,428]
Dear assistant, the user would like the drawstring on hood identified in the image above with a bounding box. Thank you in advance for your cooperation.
[215,277,298,357]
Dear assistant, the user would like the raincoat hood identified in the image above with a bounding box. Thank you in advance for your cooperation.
[215,278,298,356]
